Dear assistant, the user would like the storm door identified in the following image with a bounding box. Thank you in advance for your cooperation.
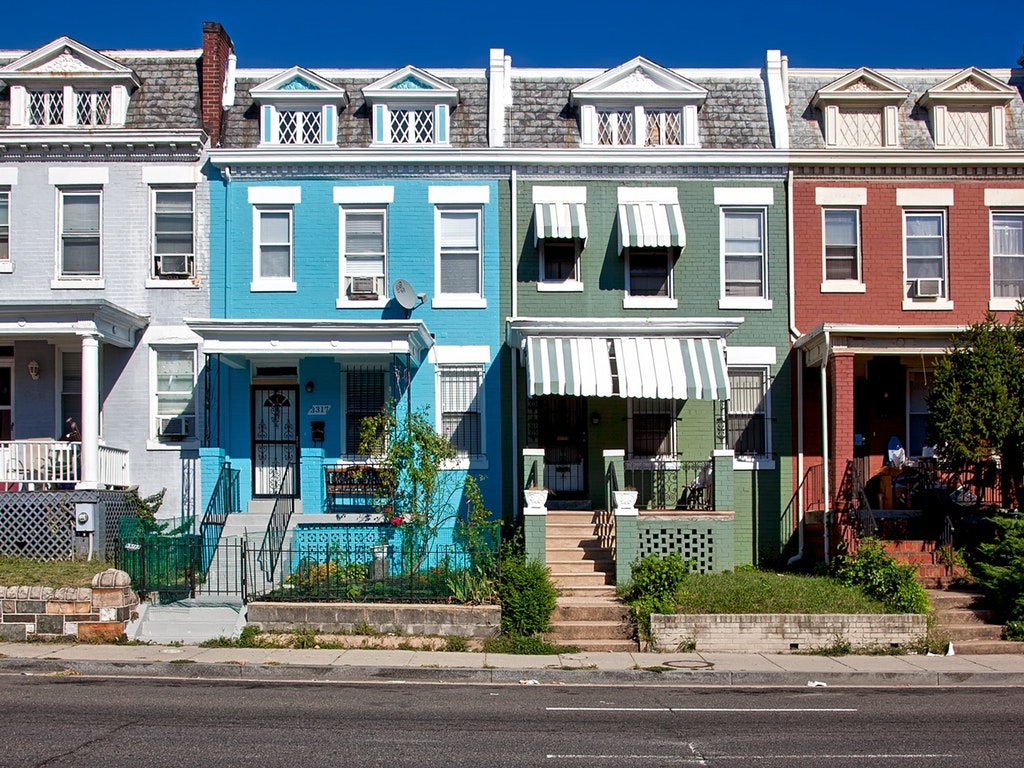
[0,363,11,440]
[535,395,587,495]
[251,385,299,497]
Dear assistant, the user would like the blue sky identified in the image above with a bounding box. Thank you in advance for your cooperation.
[2,0,1022,71]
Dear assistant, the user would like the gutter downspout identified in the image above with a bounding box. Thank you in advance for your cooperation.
[785,167,807,567]
[821,330,831,565]
[510,166,519,521]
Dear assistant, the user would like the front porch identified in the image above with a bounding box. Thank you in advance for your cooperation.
[0,440,130,491]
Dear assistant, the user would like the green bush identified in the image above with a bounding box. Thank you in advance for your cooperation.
[973,514,1024,623]
[829,540,930,614]
[497,553,558,636]
[620,553,689,644]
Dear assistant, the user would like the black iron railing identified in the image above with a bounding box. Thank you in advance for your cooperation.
[624,456,713,511]
[199,462,239,571]
[257,463,295,581]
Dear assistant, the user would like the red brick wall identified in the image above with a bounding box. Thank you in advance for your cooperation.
[793,179,1024,331]
[201,22,234,148]
[828,352,855,499]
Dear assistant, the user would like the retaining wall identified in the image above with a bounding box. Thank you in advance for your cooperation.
[652,613,928,653]
[248,601,501,638]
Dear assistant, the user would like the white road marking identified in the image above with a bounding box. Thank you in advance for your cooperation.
[545,707,857,713]
[547,754,955,761]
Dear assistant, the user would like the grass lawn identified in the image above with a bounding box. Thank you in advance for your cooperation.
[0,557,112,588]
[676,570,889,614]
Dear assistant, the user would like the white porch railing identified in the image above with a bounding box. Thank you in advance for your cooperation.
[0,440,130,490]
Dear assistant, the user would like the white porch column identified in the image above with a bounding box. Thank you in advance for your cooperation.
[78,332,100,489]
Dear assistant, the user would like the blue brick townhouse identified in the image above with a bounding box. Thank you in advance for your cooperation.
[190,25,507,559]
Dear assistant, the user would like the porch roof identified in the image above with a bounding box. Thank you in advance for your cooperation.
[184,318,434,367]
[508,317,741,401]
[794,322,970,368]
[0,300,149,348]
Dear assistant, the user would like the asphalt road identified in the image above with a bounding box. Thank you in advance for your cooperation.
[0,676,1018,767]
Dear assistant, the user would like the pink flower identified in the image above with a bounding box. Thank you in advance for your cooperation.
[390,515,403,526]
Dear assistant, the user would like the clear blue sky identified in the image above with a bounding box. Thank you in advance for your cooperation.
[2,0,1022,71]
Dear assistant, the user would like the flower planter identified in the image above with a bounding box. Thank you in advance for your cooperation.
[523,488,549,509]
[613,490,639,510]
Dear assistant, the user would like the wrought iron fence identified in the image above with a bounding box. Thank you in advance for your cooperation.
[116,520,201,604]
[624,456,713,511]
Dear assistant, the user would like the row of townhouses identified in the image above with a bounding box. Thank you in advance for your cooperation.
[1,22,1023,577]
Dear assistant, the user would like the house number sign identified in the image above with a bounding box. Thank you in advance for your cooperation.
[307,405,331,415]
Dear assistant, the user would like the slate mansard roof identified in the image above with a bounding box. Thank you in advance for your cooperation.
[506,69,774,150]
[222,70,491,149]
[786,68,1024,150]
[0,50,204,132]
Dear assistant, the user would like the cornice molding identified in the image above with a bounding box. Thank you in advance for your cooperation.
[0,129,206,159]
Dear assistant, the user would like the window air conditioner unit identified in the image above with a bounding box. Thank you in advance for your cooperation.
[157,415,194,440]
[915,277,943,298]
[349,276,378,297]
[158,254,192,277]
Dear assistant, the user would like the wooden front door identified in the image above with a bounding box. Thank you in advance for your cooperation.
[251,385,299,497]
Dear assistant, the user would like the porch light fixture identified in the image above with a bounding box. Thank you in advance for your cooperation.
[591,410,601,425]
[304,380,315,393]
[27,360,39,380]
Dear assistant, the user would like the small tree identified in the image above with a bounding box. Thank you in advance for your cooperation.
[359,404,490,572]
[928,311,1024,509]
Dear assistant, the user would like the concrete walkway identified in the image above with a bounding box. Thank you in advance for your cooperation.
[3,642,1024,686]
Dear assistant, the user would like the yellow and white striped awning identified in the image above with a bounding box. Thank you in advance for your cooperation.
[533,202,589,245]
[525,336,729,400]
[617,201,686,252]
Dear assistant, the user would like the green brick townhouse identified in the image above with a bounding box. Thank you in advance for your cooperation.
[490,51,794,583]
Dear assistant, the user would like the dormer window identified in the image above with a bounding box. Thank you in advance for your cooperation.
[250,66,348,147]
[811,68,909,148]
[0,37,138,128]
[363,66,459,146]
[571,57,707,149]
[919,68,1015,149]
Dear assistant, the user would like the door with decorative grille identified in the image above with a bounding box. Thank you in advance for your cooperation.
[535,395,587,496]
[251,386,299,497]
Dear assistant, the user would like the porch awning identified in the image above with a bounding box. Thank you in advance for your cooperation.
[617,201,686,253]
[533,202,588,246]
[525,335,729,400]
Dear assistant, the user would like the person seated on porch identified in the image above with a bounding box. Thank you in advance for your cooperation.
[62,418,81,442]
[886,436,905,469]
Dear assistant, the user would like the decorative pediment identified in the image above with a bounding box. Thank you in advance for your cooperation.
[250,66,348,106]
[811,67,909,108]
[362,66,459,106]
[0,36,139,89]
[919,67,1016,107]
[570,56,708,107]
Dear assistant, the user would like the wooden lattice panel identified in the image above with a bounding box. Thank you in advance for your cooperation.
[0,492,75,560]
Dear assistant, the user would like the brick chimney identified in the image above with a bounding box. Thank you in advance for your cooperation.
[201,21,234,147]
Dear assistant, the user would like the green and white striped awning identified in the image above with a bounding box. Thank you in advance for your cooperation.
[617,201,686,252]
[525,336,729,400]
[533,202,588,245]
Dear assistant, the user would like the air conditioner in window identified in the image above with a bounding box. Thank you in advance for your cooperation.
[158,254,192,277]
[915,277,944,298]
[349,276,378,298]
[157,415,195,440]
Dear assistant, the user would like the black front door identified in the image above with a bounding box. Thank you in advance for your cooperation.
[251,386,299,497]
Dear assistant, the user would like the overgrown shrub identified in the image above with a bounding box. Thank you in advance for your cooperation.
[829,540,930,614]
[972,514,1024,623]
[496,552,558,636]
[620,553,689,644]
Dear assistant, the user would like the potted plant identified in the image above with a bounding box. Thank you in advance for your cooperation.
[523,485,550,509]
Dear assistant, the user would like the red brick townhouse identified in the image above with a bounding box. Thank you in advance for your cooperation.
[782,52,1024,560]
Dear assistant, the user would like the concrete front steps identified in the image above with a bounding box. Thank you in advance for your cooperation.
[545,595,636,652]
[881,539,968,589]
[928,588,1024,654]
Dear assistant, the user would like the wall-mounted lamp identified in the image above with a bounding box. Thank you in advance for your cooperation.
[590,410,601,426]
[304,380,315,393]
[27,360,39,380]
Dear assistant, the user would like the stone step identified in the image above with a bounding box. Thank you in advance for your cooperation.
[550,571,616,587]
[553,603,628,623]
[546,556,614,571]
[545,547,613,563]
[940,623,1006,641]
[548,637,639,652]
[546,620,632,641]
[546,510,605,523]
[944,639,1024,655]
[928,589,986,610]
[556,584,619,598]
[934,607,997,625]
[545,534,606,547]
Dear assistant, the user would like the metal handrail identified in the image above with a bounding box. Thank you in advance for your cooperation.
[257,463,295,580]
[199,462,238,571]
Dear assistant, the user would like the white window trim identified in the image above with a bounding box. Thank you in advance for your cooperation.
[821,207,864,291]
[719,207,771,310]
[337,205,389,309]
[251,205,297,293]
[902,208,952,310]
[433,205,486,309]
[54,187,103,287]
[581,103,700,148]
[727,365,775,471]
[372,103,450,146]
[989,209,1024,311]
[0,187,11,274]
[623,247,676,308]
[538,239,583,291]
[435,361,487,471]
[149,186,196,284]
[260,104,335,146]
[147,344,199,451]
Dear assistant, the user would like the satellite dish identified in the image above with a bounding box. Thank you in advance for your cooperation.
[392,279,417,310]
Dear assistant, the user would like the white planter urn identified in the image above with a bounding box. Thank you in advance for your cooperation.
[523,488,549,509]
[613,489,639,511]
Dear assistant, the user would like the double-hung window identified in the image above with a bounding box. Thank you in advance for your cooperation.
[438,365,484,461]
[153,348,197,443]
[727,368,770,459]
[627,249,672,298]
[438,209,482,298]
[0,189,9,264]
[823,209,861,282]
[253,206,294,290]
[992,212,1024,300]
[904,211,947,300]
[152,188,195,280]
[60,189,101,278]
[541,241,579,283]
[722,209,767,299]
[342,208,387,300]
[628,398,675,459]
[344,368,387,457]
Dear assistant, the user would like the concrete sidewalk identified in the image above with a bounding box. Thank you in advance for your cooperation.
[3,641,1024,686]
